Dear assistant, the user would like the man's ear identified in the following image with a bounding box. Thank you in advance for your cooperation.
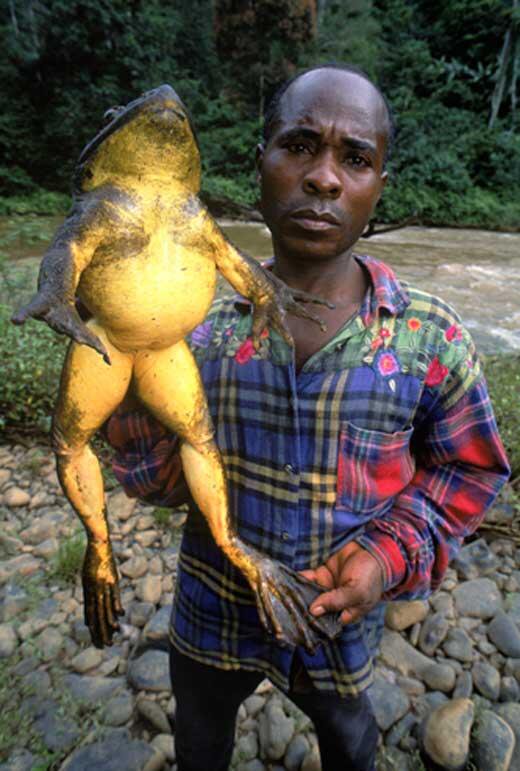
[255,143,265,182]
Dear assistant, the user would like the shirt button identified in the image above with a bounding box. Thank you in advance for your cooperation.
[281,531,290,541]
[284,463,296,474]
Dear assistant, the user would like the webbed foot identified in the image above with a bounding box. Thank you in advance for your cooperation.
[251,557,342,654]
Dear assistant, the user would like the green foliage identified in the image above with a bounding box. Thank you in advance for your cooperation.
[0,303,66,435]
[47,531,86,584]
[152,506,173,528]
[484,354,520,480]
[0,190,70,216]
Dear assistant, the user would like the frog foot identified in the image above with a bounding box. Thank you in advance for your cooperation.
[252,559,342,654]
[251,270,335,348]
[12,293,111,364]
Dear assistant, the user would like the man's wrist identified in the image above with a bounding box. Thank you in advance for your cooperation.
[354,532,407,594]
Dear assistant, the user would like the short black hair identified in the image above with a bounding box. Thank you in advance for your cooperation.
[262,62,395,163]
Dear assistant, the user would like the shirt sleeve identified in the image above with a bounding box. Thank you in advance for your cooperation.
[104,407,185,506]
[356,339,510,601]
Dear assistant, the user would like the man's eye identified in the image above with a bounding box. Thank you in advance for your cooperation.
[286,142,311,154]
[347,154,369,168]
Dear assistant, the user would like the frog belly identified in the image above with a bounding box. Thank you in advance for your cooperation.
[78,242,217,351]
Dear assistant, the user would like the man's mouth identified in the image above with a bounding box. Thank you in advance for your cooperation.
[289,208,342,230]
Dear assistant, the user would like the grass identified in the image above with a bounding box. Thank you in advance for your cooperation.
[46,531,86,585]
[483,354,520,481]
[152,506,173,528]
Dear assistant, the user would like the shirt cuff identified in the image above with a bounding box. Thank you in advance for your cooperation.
[355,531,407,594]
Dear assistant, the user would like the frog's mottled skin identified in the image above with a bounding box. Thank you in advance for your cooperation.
[13,85,341,651]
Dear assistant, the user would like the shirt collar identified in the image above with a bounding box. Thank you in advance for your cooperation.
[233,253,410,327]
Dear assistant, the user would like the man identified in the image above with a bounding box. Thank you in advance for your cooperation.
[106,64,509,771]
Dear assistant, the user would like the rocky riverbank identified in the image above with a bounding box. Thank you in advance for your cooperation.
[0,442,519,771]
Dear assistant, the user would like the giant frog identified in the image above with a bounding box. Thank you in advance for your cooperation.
[13,85,341,652]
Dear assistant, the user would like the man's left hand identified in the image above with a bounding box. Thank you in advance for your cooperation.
[300,541,384,625]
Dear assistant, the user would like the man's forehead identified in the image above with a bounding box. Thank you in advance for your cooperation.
[277,69,387,136]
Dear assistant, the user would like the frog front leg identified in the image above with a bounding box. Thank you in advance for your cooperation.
[11,203,110,362]
[133,340,340,653]
[202,215,334,346]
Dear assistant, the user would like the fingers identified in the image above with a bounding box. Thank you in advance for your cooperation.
[299,565,335,590]
[290,290,335,310]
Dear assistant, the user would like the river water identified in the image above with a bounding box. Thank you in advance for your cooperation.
[222,222,520,355]
[3,216,519,354]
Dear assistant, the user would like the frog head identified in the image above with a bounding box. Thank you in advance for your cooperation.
[75,85,201,195]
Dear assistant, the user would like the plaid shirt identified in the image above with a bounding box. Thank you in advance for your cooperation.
[106,254,509,697]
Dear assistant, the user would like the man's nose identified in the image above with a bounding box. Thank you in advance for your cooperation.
[302,154,342,198]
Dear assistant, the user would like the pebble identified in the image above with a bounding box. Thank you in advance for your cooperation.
[495,703,520,770]
[453,670,473,699]
[284,734,309,771]
[60,730,164,771]
[4,487,30,507]
[471,709,515,771]
[142,605,171,642]
[452,537,498,579]
[487,610,520,657]
[472,660,501,701]
[369,673,410,731]
[0,749,36,771]
[418,612,449,656]
[422,698,474,771]
[136,575,163,604]
[128,650,171,692]
[385,600,428,631]
[34,626,63,661]
[257,701,295,761]
[500,675,520,702]
[442,628,474,662]
[137,698,172,734]
[235,732,259,762]
[0,554,41,583]
[130,601,156,627]
[108,490,137,521]
[380,630,456,692]
[452,578,503,619]
[0,623,17,658]
[120,555,149,579]
[244,694,266,717]
[63,674,126,706]
[151,733,175,762]
[19,518,56,545]
[70,646,103,673]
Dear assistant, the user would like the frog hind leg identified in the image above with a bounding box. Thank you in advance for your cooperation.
[133,340,341,653]
[53,321,134,646]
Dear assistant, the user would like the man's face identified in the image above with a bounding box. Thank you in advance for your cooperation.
[257,70,388,263]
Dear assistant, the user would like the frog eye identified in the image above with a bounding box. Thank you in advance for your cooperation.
[103,106,124,124]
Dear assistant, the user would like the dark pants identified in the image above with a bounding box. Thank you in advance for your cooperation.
[169,646,378,771]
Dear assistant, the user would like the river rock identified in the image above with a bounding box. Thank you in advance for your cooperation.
[258,702,295,761]
[419,612,449,656]
[33,537,59,559]
[4,487,30,507]
[0,554,41,584]
[108,490,137,521]
[472,660,501,701]
[452,578,503,619]
[61,730,164,771]
[442,628,474,662]
[235,732,259,763]
[0,749,36,771]
[369,673,410,731]
[142,605,171,642]
[380,630,456,692]
[137,698,171,733]
[452,538,498,579]
[103,691,134,726]
[488,611,520,657]
[453,670,473,699]
[151,734,175,763]
[500,675,520,702]
[495,704,520,769]
[244,694,266,717]
[284,734,309,771]
[472,709,515,771]
[422,698,474,771]
[385,600,428,631]
[19,517,56,545]
[386,712,417,747]
[32,698,80,752]
[120,556,148,579]
[70,647,103,673]
[136,575,163,604]
[64,674,125,706]
[34,626,63,661]
[0,623,17,658]
[128,650,170,691]
[129,601,156,627]
[301,742,321,771]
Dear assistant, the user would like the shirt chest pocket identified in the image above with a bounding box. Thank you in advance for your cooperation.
[336,421,415,514]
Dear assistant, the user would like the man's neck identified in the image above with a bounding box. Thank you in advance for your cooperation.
[272,250,367,307]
